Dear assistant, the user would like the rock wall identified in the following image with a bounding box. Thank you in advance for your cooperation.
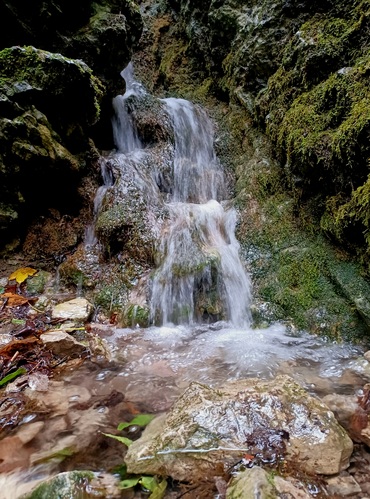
[129,0,370,339]
[153,0,370,266]
[0,0,142,258]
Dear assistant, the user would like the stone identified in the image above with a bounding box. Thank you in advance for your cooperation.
[40,330,87,356]
[321,394,359,436]
[25,381,91,417]
[226,470,316,498]
[226,467,275,499]
[51,297,93,321]
[125,376,353,480]
[273,476,311,498]
[16,422,45,444]
[325,474,362,496]
[21,471,122,499]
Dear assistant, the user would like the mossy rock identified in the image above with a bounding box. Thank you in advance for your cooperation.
[26,270,51,295]
[0,46,104,127]
[254,5,370,263]
[21,470,121,499]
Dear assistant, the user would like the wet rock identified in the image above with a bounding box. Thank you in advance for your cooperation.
[40,330,87,357]
[16,421,45,444]
[322,394,358,429]
[21,470,122,499]
[51,297,93,321]
[273,476,311,498]
[30,435,78,465]
[125,375,353,480]
[0,435,32,473]
[325,473,362,496]
[25,381,91,417]
[227,469,313,498]
[87,332,113,361]
[6,372,49,394]
[226,467,275,498]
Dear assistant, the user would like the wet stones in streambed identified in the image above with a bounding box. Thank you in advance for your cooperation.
[15,471,122,499]
[226,466,312,499]
[125,375,353,482]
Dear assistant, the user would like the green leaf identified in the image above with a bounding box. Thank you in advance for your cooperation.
[112,463,128,480]
[140,476,157,492]
[117,414,155,431]
[0,367,27,387]
[11,318,26,326]
[149,479,167,499]
[119,477,140,489]
[102,433,133,447]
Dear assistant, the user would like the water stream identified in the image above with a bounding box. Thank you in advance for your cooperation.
[4,64,370,496]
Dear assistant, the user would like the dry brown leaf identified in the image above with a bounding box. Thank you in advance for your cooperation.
[8,267,37,284]
[0,293,29,307]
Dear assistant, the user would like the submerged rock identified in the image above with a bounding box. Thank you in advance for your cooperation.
[125,375,353,480]
[40,331,87,357]
[226,467,275,499]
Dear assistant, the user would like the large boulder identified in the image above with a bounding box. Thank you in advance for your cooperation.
[0,46,103,252]
[0,0,143,94]
[125,375,353,480]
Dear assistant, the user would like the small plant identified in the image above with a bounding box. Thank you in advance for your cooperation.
[103,414,167,497]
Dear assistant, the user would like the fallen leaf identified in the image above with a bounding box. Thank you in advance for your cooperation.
[0,293,29,307]
[8,267,37,284]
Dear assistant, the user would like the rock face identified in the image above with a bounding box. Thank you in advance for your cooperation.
[0,0,142,94]
[125,376,353,480]
[0,1,143,256]
[129,0,370,339]
[155,0,370,268]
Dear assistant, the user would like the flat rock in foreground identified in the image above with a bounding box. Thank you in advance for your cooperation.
[125,375,353,480]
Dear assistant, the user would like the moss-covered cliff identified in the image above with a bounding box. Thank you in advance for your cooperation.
[0,0,143,258]
[129,0,370,339]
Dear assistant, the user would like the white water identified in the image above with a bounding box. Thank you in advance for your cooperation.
[149,97,252,326]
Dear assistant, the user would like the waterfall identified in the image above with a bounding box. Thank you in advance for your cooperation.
[149,98,252,327]
[84,158,114,247]
[95,63,253,328]
[112,63,145,154]
[84,63,144,248]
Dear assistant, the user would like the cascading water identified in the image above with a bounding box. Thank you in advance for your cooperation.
[150,98,252,327]
[95,63,253,328]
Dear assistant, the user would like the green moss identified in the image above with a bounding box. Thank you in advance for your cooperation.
[123,304,150,327]
[0,46,104,125]
[26,271,51,295]
[254,6,370,265]
[25,471,94,499]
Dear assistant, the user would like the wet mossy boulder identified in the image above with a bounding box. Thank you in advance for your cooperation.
[0,0,143,95]
[0,46,104,252]
[21,470,122,498]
